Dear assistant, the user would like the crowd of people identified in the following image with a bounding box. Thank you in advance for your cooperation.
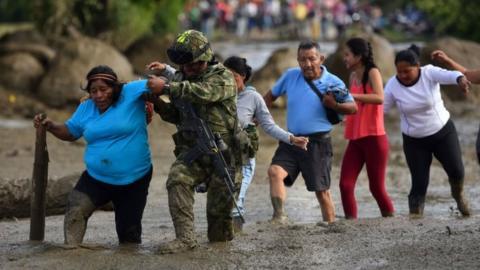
[33,28,474,254]
[179,0,431,40]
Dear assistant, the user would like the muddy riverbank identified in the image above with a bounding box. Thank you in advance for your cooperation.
[1,107,480,269]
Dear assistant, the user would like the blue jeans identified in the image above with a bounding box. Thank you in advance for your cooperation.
[233,158,256,217]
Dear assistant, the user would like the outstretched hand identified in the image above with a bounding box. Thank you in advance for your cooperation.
[290,136,309,150]
[431,50,451,65]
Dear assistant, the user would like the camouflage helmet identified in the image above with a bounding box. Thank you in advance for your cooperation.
[167,30,213,65]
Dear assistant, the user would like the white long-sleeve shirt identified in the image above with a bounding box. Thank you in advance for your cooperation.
[384,64,463,138]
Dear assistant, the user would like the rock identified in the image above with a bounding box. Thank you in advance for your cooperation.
[0,29,48,46]
[250,47,298,95]
[0,173,79,218]
[0,43,56,66]
[124,34,174,75]
[0,53,45,94]
[0,173,114,219]
[37,35,135,107]
[249,47,298,107]
[421,37,480,103]
[324,33,396,86]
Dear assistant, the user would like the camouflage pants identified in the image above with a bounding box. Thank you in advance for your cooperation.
[166,156,241,243]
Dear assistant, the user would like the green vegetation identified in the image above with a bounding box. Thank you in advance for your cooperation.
[0,0,185,49]
[412,0,480,43]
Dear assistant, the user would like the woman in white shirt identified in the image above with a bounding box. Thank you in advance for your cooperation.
[384,45,471,217]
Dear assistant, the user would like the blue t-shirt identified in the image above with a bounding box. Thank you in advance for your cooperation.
[65,80,152,185]
[271,66,352,134]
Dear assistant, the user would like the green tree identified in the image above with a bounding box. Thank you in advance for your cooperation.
[412,0,480,42]
[0,0,186,50]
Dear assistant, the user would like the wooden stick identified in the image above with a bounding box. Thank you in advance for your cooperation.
[29,113,49,241]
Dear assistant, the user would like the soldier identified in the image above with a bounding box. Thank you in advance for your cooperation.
[146,30,241,253]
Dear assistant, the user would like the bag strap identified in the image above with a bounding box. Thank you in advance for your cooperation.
[304,76,324,101]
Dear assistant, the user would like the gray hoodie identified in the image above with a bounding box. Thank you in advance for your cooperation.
[237,86,291,144]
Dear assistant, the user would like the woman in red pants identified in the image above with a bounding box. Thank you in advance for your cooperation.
[339,37,395,219]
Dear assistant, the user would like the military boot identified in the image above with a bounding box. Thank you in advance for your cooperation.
[64,190,96,245]
[270,197,289,224]
[157,184,198,254]
[157,235,197,254]
[408,195,425,218]
[450,179,471,216]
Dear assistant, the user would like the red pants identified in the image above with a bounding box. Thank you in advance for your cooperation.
[339,135,394,218]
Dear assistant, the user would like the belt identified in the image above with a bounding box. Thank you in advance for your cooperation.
[296,131,330,140]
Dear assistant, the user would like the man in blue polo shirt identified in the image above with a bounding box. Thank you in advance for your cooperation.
[264,40,357,224]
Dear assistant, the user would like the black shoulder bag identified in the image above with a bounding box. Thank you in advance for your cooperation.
[304,78,343,125]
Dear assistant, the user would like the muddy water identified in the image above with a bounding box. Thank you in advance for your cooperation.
[1,107,480,269]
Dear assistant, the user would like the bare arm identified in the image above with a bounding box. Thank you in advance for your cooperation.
[33,114,76,141]
[263,90,278,108]
[431,50,480,84]
[464,69,480,84]
[351,68,384,104]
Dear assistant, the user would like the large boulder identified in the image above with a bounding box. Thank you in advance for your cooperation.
[124,34,174,75]
[421,37,480,103]
[37,35,135,107]
[249,47,298,94]
[0,53,45,93]
[0,173,80,218]
[0,30,55,94]
[0,29,48,46]
[324,33,396,86]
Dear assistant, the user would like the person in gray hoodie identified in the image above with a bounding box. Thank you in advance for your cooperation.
[223,56,309,231]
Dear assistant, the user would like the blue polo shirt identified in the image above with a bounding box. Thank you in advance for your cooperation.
[65,80,152,185]
[271,66,352,134]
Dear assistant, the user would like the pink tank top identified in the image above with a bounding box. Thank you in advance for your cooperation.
[344,80,386,140]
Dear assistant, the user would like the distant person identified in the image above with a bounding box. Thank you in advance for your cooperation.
[431,49,480,164]
[264,40,357,224]
[223,56,309,231]
[33,65,156,246]
[340,37,395,219]
[384,45,471,217]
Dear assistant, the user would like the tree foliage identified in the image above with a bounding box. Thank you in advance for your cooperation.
[412,0,480,42]
[0,0,185,49]
[372,0,480,42]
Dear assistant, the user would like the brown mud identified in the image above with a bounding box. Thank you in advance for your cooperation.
[1,108,480,269]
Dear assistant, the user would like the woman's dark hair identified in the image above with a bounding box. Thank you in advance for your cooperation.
[82,65,123,104]
[223,56,252,82]
[395,44,421,66]
[346,37,377,93]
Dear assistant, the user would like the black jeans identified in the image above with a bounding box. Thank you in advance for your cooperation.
[74,166,153,243]
[402,120,464,202]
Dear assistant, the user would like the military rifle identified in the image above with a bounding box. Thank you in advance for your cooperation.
[174,98,245,224]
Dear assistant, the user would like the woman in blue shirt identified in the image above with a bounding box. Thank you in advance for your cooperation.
[33,65,154,246]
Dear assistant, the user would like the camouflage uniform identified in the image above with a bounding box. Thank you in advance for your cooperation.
[154,30,241,252]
